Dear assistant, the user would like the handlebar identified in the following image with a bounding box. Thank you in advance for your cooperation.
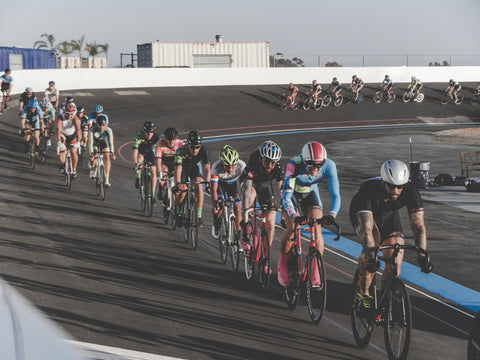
[294,216,341,241]
[375,244,429,261]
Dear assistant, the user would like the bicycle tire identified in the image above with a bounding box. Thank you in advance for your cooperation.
[189,193,198,250]
[285,251,300,310]
[351,270,374,348]
[280,99,288,111]
[387,91,396,104]
[162,186,170,225]
[373,92,382,104]
[258,229,271,292]
[314,98,323,110]
[144,170,153,217]
[416,93,424,103]
[303,97,312,111]
[402,92,411,103]
[472,94,480,105]
[78,146,84,167]
[441,94,450,105]
[322,95,332,107]
[218,213,228,264]
[455,93,464,105]
[384,278,411,360]
[333,95,343,107]
[140,171,147,212]
[230,217,239,272]
[243,220,254,281]
[98,165,106,201]
[305,248,327,324]
[30,140,36,170]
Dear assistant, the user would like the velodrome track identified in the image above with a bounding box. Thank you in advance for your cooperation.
[1,83,480,359]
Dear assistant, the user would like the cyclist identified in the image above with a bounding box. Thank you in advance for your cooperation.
[56,103,82,177]
[242,140,284,254]
[407,76,423,100]
[88,115,115,187]
[20,99,44,154]
[88,104,108,127]
[285,83,298,106]
[132,120,161,202]
[349,159,433,314]
[19,87,36,114]
[173,130,211,227]
[59,96,77,115]
[380,74,393,99]
[77,106,90,150]
[446,79,461,103]
[155,127,184,200]
[44,80,59,111]
[350,75,364,101]
[0,68,13,112]
[306,80,322,104]
[329,77,342,100]
[41,98,56,147]
[210,145,246,239]
[278,141,340,287]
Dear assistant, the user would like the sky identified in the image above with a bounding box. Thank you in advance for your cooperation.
[3,0,480,68]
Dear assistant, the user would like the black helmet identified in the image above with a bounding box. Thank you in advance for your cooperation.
[49,80,55,86]
[143,120,156,132]
[96,115,107,126]
[187,130,202,146]
[66,96,74,102]
[164,127,178,141]
[77,106,85,113]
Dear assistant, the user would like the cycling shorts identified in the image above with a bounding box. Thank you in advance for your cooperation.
[291,191,322,216]
[253,180,279,210]
[26,118,41,130]
[217,181,242,202]
[64,134,79,148]
[180,162,203,182]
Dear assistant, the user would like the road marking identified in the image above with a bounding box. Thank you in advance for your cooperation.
[114,90,150,96]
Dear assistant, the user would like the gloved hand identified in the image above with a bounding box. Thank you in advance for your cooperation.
[418,254,433,274]
[171,185,180,194]
[366,258,380,273]
[321,214,336,226]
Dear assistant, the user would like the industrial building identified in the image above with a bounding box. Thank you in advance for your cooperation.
[0,46,57,70]
[137,35,270,68]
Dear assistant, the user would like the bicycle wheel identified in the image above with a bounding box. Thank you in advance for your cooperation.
[243,220,254,281]
[441,94,450,105]
[280,99,288,111]
[472,94,480,105]
[78,146,84,167]
[351,270,374,348]
[29,140,36,170]
[218,213,228,264]
[305,248,327,324]
[387,91,396,103]
[258,229,271,292]
[384,278,411,360]
[189,193,198,250]
[229,217,239,272]
[144,171,153,217]
[313,98,323,111]
[303,97,312,111]
[65,163,72,190]
[322,95,332,107]
[140,172,147,212]
[333,94,343,107]
[162,186,170,225]
[373,92,382,104]
[402,92,411,103]
[285,251,300,310]
[98,165,106,201]
[455,93,464,105]
[416,93,424,103]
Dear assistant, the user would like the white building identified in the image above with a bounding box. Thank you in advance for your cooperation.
[137,35,270,68]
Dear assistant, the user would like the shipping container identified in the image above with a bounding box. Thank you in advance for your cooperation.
[137,40,270,68]
[0,46,57,70]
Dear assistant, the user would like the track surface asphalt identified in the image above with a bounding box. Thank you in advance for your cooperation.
[1,83,480,360]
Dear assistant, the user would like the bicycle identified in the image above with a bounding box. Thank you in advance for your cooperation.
[242,204,279,292]
[0,88,8,117]
[284,216,340,324]
[137,160,155,217]
[373,88,396,103]
[402,88,424,103]
[351,244,430,360]
[280,94,299,111]
[24,128,38,170]
[37,132,48,165]
[471,89,480,106]
[344,87,363,104]
[441,90,464,105]
[302,94,323,111]
[322,89,343,108]
[216,196,240,271]
[64,146,75,190]
[78,143,86,167]
[94,152,107,201]
[161,171,176,229]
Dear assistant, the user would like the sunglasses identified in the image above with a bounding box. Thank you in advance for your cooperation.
[385,182,404,190]
[306,160,325,169]
[145,130,154,134]
[190,145,201,149]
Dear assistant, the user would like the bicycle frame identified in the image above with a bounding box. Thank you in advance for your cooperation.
[217,196,239,270]
[179,180,209,250]
[95,152,106,200]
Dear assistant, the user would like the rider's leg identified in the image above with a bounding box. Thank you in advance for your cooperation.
[103,152,111,183]
[379,235,405,290]
[194,176,204,219]
[70,146,79,172]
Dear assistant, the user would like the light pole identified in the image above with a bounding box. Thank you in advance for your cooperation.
[273,52,284,67]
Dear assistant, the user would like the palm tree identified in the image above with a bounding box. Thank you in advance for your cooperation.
[33,33,57,50]
[71,35,85,58]
[56,41,74,56]
[85,42,101,58]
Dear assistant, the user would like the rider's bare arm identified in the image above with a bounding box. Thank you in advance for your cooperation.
[356,210,376,250]
[409,209,426,252]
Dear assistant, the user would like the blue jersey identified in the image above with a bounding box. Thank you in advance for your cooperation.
[0,74,13,84]
[282,154,341,217]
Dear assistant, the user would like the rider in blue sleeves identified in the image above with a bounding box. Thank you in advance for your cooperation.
[278,141,341,287]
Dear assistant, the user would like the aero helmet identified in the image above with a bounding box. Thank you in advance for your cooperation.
[143,120,156,132]
[164,127,178,141]
[93,104,103,113]
[380,160,409,186]
[41,98,51,108]
[220,145,239,166]
[302,141,327,165]
[28,99,38,108]
[260,140,282,161]
[96,115,108,126]
[65,103,76,113]
[187,130,202,146]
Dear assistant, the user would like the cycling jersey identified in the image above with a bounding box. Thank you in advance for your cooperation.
[78,114,89,132]
[382,78,393,89]
[57,113,78,136]
[352,78,364,87]
[88,125,114,155]
[349,178,423,240]
[21,106,44,129]
[311,84,322,93]
[211,159,246,185]
[0,74,12,91]
[42,107,56,122]
[156,138,184,171]
[20,92,36,108]
[44,87,59,106]
[282,154,341,218]
[133,131,160,154]
[175,144,210,181]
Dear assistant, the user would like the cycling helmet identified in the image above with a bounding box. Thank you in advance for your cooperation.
[449,79,454,84]
[164,127,178,141]
[96,115,108,126]
[385,74,389,78]
[28,99,38,108]
[380,160,409,186]
[143,120,156,132]
[25,87,33,93]
[187,130,202,145]
[352,75,357,79]
[41,98,51,108]
[66,96,74,102]
[77,106,85,113]
[411,76,416,81]
[289,82,294,88]
[260,140,282,161]
[302,141,327,165]
[93,104,103,113]
[49,80,55,86]
[220,145,239,166]
[333,77,337,81]
[65,103,76,113]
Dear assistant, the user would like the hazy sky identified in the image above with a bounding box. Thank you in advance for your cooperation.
[3,0,480,67]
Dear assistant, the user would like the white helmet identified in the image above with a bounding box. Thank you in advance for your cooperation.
[380,160,409,185]
[260,140,282,161]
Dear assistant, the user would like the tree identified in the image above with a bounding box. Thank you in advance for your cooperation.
[33,33,57,50]
[71,35,85,58]
[269,55,305,67]
[85,42,101,58]
[56,41,74,56]
[100,43,109,60]
[325,61,342,67]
